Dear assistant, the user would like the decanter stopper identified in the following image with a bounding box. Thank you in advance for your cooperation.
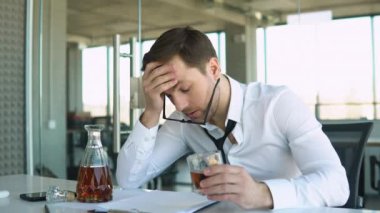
[46,186,76,202]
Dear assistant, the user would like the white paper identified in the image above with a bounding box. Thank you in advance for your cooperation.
[99,190,216,213]
[46,189,145,212]
[47,189,216,213]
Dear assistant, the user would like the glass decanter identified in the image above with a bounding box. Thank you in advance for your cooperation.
[76,124,113,202]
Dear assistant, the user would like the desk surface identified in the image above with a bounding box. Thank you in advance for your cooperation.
[0,174,379,213]
[0,174,77,212]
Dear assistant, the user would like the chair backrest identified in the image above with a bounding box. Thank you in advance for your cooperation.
[322,122,373,209]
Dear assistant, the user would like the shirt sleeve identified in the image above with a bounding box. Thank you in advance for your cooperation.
[116,117,189,189]
[263,88,349,209]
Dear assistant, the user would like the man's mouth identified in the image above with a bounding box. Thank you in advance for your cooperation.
[186,110,200,120]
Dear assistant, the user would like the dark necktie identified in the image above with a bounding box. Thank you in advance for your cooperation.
[203,119,237,164]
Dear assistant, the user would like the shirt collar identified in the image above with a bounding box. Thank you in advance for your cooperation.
[202,75,244,144]
[226,75,243,126]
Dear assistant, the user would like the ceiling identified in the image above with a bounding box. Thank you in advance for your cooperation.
[67,0,380,46]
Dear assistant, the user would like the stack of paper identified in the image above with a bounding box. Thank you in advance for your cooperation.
[46,189,217,213]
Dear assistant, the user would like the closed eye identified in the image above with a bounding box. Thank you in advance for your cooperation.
[180,88,190,93]
[180,85,191,93]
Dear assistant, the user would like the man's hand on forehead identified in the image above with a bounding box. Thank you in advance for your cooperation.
[145,61,162,73]
[158,63,175,72]
[150,64,177,80]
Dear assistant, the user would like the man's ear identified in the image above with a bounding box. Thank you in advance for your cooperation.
[208,57,221,79]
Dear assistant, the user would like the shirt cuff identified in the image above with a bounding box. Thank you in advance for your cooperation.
[132,119,159,136]
[128,120,159,151]
[263,179,298,209]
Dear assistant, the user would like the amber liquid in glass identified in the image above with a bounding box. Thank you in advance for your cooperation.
[76,166,113,202]
[190,171,206,189]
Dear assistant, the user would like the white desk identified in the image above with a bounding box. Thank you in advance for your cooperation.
[201,202,380,213]
[0,174,76,212]
[0,174,379,213]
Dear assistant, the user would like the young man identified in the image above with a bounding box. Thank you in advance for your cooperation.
[116,26,349,209]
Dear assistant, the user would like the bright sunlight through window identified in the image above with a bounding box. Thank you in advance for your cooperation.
[257,16,379,120]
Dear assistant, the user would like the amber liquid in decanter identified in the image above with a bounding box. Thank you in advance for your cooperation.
[76,165,113,202]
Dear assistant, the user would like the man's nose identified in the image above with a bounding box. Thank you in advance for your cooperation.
[172,95,188,112]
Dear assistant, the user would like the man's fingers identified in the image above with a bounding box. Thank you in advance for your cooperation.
[200,165,249,199]
[204,165,243,176]
[201,182,240,195]
[200,173,239,188]
[144,63,174,80]
[206,193,239,202]
[150,71,176,90]
[155,79,178,94]
[143,73,177,95]
[144,62,162,74]
[143,64,177,95]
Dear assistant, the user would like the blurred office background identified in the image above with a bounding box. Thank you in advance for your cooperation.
[1,0,380,209]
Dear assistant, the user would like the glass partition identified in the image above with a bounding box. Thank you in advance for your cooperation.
[34,0,228,184]
[34,0,144,180]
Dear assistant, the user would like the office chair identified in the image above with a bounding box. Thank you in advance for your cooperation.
[322,122,373,209]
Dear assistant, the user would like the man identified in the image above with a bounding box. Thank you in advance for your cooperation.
[116,26,349,209]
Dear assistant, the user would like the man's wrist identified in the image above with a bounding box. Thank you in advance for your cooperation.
[140,110,160,128]
[259,182,274,209]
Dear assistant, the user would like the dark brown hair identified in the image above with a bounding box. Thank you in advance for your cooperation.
[142,26,217,72]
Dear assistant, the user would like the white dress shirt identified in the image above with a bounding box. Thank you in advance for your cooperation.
[116,76,349,209]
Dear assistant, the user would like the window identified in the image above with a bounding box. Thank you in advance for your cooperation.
[375,16,380,118]
[82,45,131,126]
[257,16,379,120]
[82,47,108,117]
